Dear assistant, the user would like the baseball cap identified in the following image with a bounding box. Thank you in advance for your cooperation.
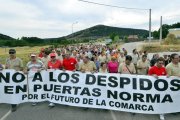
[30,53,36,57]
[50,53,56,57]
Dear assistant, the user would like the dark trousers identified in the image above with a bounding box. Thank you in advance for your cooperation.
[11,104,17,108]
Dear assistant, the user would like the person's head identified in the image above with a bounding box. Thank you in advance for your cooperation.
[133,49,137,54]
[142,55,147,62]
[156,57,165,68]
[83,56,89,64]
[72,50,76,55]
[170,53,179,64]
[144,51,148,55]
[125,55,132,65]
[30,53,37,62]
[65,52,71,59]
[111,56,116,62]
[9,49,16,58]
[40,48,45,53]
[101,62,107,69]
[50,53,56,61]
[51,50,56,53]
[139,50,143,55]
[122,48,126,51]
[43,50,49,57]
[163,54,168,59]
[56,49,61,55]
[120,52,124,57]
[101,51,105,56]
[155,54,159,59]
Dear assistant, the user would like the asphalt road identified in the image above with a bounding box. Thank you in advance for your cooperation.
[0,103,180,120]
[120,42,143,53]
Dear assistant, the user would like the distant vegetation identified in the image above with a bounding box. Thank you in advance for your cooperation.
[163,33,179,45]
[67,25,149,40]
[142,43,180,53]
[0,24,156,47]
[152,22,180,39]
[0,33,15,40]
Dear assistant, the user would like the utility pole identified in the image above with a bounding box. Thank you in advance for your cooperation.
[159,16,162,43]
[149,9,152,43]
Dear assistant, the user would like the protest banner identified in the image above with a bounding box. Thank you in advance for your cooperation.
[0,69,180,114]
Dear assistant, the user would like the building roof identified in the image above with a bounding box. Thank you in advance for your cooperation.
[169,28,180,31]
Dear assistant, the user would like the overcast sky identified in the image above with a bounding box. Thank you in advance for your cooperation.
[0,0,180,38]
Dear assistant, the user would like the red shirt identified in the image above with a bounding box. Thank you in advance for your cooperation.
[148,66,167,76]
[39,52,43,58]
[48,60,62,69]
[63,57,77,71]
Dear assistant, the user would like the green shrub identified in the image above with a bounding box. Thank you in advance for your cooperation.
[164,33,178,45]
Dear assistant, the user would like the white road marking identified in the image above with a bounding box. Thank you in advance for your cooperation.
[0,110,11,120]
[110,110,117,120]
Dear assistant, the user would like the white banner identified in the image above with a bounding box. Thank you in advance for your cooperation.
[0,69,180,114]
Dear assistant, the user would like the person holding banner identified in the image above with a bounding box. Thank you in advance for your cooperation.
[118,55,136,74]
[0,62,4,70]
[166,53,180,115]
[5,49,24,112]
[47,53,62,107]
[40,50,50,69]
[26,53,45,106]
[99,62,108,73]
[137,55,149,75]
[166,53,180,77]
[47,53,62,70]
[62,52,77,71]
[79,56,96,73]
[148,57,167,120]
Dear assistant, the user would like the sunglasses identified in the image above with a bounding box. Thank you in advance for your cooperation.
[51,56,56,58]
[9,52,15,54]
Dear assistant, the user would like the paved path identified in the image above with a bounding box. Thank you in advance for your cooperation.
[120,42,143,53]
[0,103,180,120]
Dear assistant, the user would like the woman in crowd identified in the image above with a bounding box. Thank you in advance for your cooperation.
[99,62,108,73]
[107,56,118,73]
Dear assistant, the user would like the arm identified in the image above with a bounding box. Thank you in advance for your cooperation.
[165,65,172,76]
[19,58,24,71]
[118,63,122,73]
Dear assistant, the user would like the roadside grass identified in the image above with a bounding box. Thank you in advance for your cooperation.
[0,46,49,65]
[141,42,180,53]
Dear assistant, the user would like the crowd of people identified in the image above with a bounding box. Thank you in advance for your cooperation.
[0,44,180,120]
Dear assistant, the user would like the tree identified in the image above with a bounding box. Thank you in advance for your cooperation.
[161,24,170,38]
[109,33,117,41]
[123,36,128,43]
[153,30,159,39]
[114,35,120,42]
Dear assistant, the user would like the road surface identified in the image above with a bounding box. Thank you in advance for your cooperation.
[0,103,180,120]
[120,42,143,53]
